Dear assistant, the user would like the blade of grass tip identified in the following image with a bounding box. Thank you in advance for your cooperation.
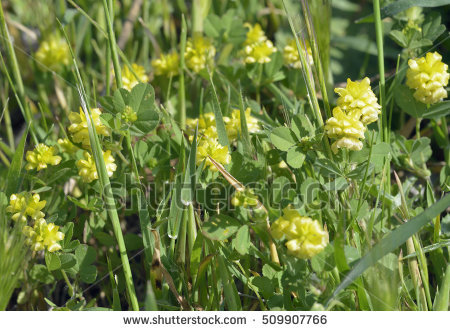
[300,0,331,119]
[433,264,450,311]
[208,73,229,147]
[326,192,450,307]
[107,255,122,311]
[178,15,187,129]
[58,20,139,311]
[5,124,29,196]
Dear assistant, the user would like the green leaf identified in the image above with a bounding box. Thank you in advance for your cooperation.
[270,127,296,151]
[45,252,62,271]
[208,77,229,147]
[251,276,275,300]
[217,254,242,310]
[75,244,97,284]
[394,85,426,118]
[30,264,55,284]
[351,142,390,173]
[129,83,160,136]
[423,101,450,120]
[328,193,450,305]
[233,225,250,255]
[264,52,285,83]
[357,0,450,23]
[389,30,407,48]
[433,264,450,311]
[286,147,306,169]
[315,158,343,178]
[422,12,446,42]
[60,253,77,270]
[202,214,241,241]
[5,125,28,196]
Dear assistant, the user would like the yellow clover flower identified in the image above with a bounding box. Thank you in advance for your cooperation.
[244,40,276,64]
[25,143,61,171]
[152,52,179,77]
[196,137,231,171]
[68,108,111,148]
[406,52,449,105]
[121,63,149,91]
[6,193,46,222]
[324,106,366,154]
[271,206,328,259]
[242,23,276,64]
[283,38,313,69]
[35,34,70,72]
[185,36,216,73]
[76,150,117,183]
[23,219,65,252]
[186,112,217,136]
[57,138,78,154]
[335,77,381,125]
[243,23,267,46]
[224,108,260,140]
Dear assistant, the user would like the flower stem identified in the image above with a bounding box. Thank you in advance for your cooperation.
[61,269,74,297]
[103,0,122,89]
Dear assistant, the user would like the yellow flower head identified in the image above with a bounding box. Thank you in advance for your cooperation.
[25,144,61,171]
[23,219,65,252]
[185,36,216,73]
[122,105,138,124]
[35,34,70,72]
[196,137,231,171]
[121,63,149,91]
[57,138,78,154]
[325,106,366,154]
[231,188,258,208]
[244,40,276,64]
[152,52,179,77]
[186,112,217,137]
[335,77,381,125]
[6,193,46,222]
[242,23,276,64]
[224,108,260,140]
[76,150,117,183]
[283,38,313,69]
[271,206,328,259]
[406,52,449,105]
[68,108,111,148]
[243,23,267,46]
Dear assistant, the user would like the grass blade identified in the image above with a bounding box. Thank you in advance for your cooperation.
[327,193,450,305]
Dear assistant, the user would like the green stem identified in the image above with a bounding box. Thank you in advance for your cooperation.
[61,269,74,297]
[103,0,122,89]
[126,131,139,181]
[373,0,386,142]
[416,117,422,139]
[178,15,187,129]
